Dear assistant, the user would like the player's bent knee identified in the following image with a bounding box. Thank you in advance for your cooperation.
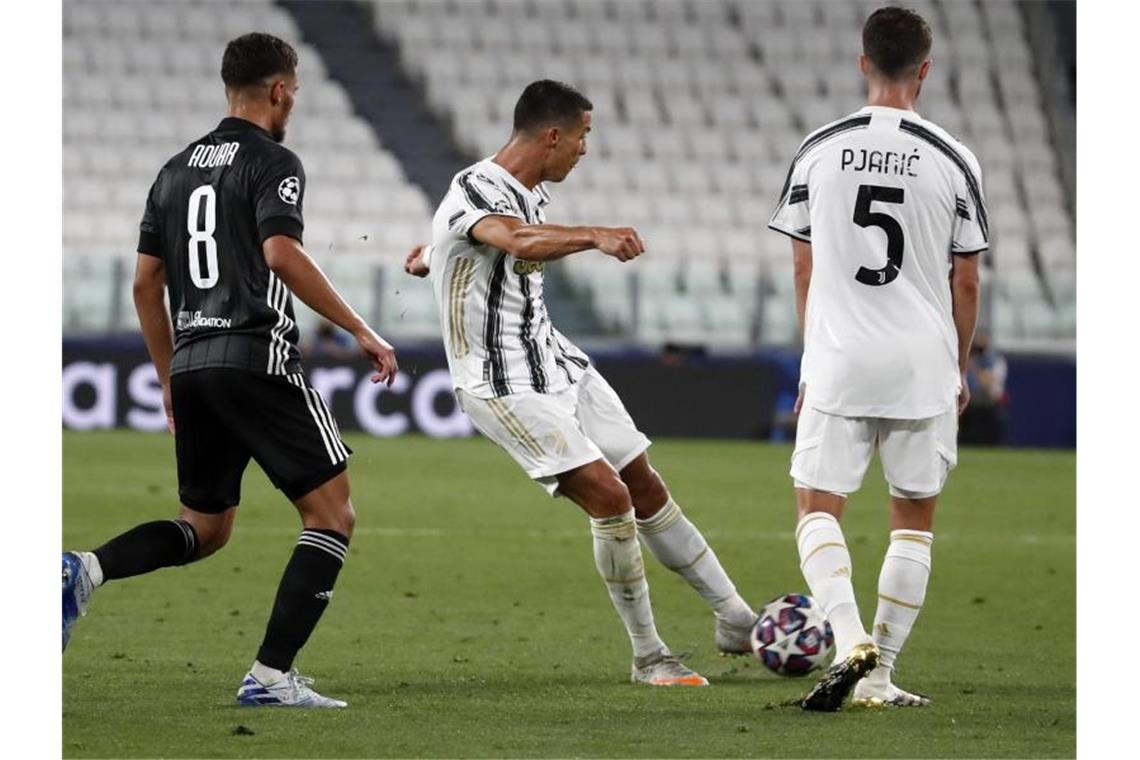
[595,477,633,518]
[628,471,669,516]
[338,501,356,538]
[326,498,355,538]
[177,507,235,562]
[300,499,355,537]
[194,532,229,561]
[794,486,847,521]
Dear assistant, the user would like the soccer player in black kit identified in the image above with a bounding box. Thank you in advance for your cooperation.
[61,33,398,708]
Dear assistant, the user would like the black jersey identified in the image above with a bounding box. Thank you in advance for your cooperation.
[138,117,307,376]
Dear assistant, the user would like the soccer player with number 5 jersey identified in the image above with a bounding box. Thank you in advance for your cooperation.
[769,7,986,711]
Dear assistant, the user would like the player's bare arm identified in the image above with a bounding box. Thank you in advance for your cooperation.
[263,234,399,385]
[792,239,813,341]
[133,253,176,432]
[471,214,645,262]
[950,253,981,413]
[791,239,813,413]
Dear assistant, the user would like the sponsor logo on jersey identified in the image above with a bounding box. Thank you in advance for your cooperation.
[513,260,544,275]
[278,176,301,205]
[176,310,234,330]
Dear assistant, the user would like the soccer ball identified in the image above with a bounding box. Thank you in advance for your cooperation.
[750,593,835,677]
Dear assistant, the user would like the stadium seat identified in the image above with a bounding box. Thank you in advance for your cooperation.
[761,295,798,345]
[705,297,754,348]
[658,293,706,344]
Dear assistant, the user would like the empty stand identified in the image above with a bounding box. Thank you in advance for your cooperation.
[370,0,1075,347]
[63,0,436,337]
[63,0,1075,349]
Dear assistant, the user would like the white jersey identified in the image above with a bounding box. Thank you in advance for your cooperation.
[769,105,988,419]
[427,158,591,399]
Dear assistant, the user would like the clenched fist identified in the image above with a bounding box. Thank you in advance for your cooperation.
[593,227,646,262]
[405,244,431,278]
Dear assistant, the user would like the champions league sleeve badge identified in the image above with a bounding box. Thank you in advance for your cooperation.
[277,176,301,205]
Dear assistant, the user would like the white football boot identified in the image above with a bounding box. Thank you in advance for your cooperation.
[631,650,709,686]
[715,614,758,655]
[852,668,932,707]
[236,669,347,708]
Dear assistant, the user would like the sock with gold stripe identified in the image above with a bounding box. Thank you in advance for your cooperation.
[637,499,755,627]
[795,512,866,658]
[865,529,933,686]
[591,510,667,658]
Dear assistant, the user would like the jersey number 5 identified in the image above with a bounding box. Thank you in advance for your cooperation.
[853,184,905,287]
[187,185,219,289]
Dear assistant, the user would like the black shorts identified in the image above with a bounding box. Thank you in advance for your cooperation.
[172,368,352,513]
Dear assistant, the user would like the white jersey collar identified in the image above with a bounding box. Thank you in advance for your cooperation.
[480,157,548,207]
[858,104,922,119]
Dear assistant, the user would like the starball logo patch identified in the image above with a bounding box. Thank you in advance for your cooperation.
[278,176,301,205]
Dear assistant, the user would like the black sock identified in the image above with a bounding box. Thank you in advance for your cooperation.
[256,529,349,672]
[92,520,199,581]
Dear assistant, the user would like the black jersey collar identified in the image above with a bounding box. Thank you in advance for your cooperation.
[217,116,274,138]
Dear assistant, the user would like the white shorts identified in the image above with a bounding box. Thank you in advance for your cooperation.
[790,405,958,499]
[457,366,651,496]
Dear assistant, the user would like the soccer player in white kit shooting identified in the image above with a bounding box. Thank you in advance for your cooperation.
[768,7,986,711]
[405,80,758,686]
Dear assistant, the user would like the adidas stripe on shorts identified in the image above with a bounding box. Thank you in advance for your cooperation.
[171,367,351,512]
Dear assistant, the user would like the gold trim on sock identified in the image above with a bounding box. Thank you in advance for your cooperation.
[795,513,836,541]
[878,593,923,610]
[637,500,682,534]
[800,541,847,566]
[893,535,933,546]
[591,513,637,541]
[668,545,710,572]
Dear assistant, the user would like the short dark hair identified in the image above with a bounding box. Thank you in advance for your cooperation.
[513,80,593,134]
[862,7,933,80]
[221,32,298,89]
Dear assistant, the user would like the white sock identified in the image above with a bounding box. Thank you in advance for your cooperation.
[866,530,933,686]
[590,510,667,659]
[250,659,287,686]
[795,512,866,657]
[637,499,755,627]
[80,551,104,588]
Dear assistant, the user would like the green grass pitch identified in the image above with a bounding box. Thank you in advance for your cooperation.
[63,431,1074,758]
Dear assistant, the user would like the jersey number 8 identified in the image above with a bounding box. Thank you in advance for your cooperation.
[853,184,905,287]
[187,185,219,290]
